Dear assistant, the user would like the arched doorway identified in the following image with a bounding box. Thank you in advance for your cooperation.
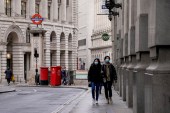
[6,32,19,70]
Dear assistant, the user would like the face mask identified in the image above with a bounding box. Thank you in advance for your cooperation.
[105,59,110,63]
[94,62,98,65]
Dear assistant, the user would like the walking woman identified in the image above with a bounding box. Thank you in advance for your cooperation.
[5,67,12,86]
[88,58,102,104]
[102,56,117,104]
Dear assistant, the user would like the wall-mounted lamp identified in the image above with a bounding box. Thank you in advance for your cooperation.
[6,53,11,59]
[105,0,122,21]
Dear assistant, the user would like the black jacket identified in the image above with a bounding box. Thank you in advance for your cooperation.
[5,69,12,79]
[88,64,102,83]
[102,63,117,82]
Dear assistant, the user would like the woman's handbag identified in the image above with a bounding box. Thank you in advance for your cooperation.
[88,82,91,87]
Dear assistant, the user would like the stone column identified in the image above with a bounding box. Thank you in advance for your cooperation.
[133,0,150,113]
[29,29,46,85]
[61,0,67,22]
[0,51,2,81]
[56,33,60,66]
[0,0,5,15]
[126,0,136,108]
[29,0,35,17]
[12,0,21,16]
[65,33,69,70]
[53,0,58,21]
[121,0,129,101]
[40,0,48,20]
[145,0,170,113]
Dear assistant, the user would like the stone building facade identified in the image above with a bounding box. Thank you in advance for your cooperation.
[91,0,112,64]
[77,0,94,70]
[0,0,78,83]
[113,0,170,113]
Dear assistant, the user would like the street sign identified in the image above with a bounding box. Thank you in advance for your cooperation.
[102,5,107,9]
[31,14,44,25]
[102,33,110,41]
[100,0,109,14]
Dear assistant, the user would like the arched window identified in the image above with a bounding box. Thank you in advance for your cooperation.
[26,27,30,43]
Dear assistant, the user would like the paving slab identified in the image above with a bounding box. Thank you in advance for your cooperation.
[68,88,133,113]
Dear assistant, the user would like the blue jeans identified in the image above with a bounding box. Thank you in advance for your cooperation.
[91,82,100,101]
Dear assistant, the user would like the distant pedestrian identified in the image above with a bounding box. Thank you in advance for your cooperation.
[4,67,12,86]
[88,58,102,104]
[102,56,117,104]
[61,67,67,85]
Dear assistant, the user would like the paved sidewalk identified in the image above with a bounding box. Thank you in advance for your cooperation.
[0,84,16,93]
[69,88,133,113]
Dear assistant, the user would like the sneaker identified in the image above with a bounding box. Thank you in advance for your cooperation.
[96,100,98,104]
[109,97,113,104]
[107,98,109,104]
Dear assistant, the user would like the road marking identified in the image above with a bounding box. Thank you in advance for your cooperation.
[51,89,89,113]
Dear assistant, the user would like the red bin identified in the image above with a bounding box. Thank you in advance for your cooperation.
[40,67,49,85]
[50,66,61,86]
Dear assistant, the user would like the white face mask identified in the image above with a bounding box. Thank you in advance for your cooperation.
[105,59,110,63]
[94,62,98,65]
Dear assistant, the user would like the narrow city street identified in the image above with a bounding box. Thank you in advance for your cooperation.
[0,87,86,113]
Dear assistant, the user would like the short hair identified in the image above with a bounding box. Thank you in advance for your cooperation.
[104,56,110,60]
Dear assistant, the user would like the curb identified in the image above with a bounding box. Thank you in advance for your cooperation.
[16,84,89,90]
[0,88,16,94]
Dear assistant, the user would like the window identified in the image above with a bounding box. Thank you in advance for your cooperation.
[26,27,30,43]
[58,0,61,4]
[78,39,86,46]
[66,0,69,6]
[35,3,39,14]
[5,0,12,16]
[58,7,60,20]
[48,5,51,20]
[21,1,26,18]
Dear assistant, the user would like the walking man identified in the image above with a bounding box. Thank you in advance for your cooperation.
[102,56,117,104]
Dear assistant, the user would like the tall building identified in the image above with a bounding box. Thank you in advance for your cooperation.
[0,0,78,83]
[112,0,170,113]
[91,0,112,64]
[77,0,94,70]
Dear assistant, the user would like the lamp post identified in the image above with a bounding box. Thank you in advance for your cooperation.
[34,48,39,85]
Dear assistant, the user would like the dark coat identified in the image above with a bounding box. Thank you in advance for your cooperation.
[102,63,117,82]
[88,63,102,83]
[5,69,12,79]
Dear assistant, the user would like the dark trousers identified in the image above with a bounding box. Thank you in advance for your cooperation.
[91,82,100,101]
[7,78,10,84]
[104,81,112,99]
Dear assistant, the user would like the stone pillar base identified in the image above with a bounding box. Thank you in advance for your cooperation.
[126,55,136,108]
[145,47,170,113]
[133,52,150,113]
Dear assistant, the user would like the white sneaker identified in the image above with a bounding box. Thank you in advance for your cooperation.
[96,100,98,104]
[109,97,113,104]
[107,99,109,104]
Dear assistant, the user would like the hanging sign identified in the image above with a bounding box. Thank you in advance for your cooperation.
[102,33,110,41]
[31,14,44,25]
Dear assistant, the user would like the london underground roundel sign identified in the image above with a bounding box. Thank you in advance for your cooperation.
[102,33,110,41]
[31,14,44,25]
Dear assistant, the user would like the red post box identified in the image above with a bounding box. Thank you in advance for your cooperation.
[40,67,49,85]
[50,66,61,86]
